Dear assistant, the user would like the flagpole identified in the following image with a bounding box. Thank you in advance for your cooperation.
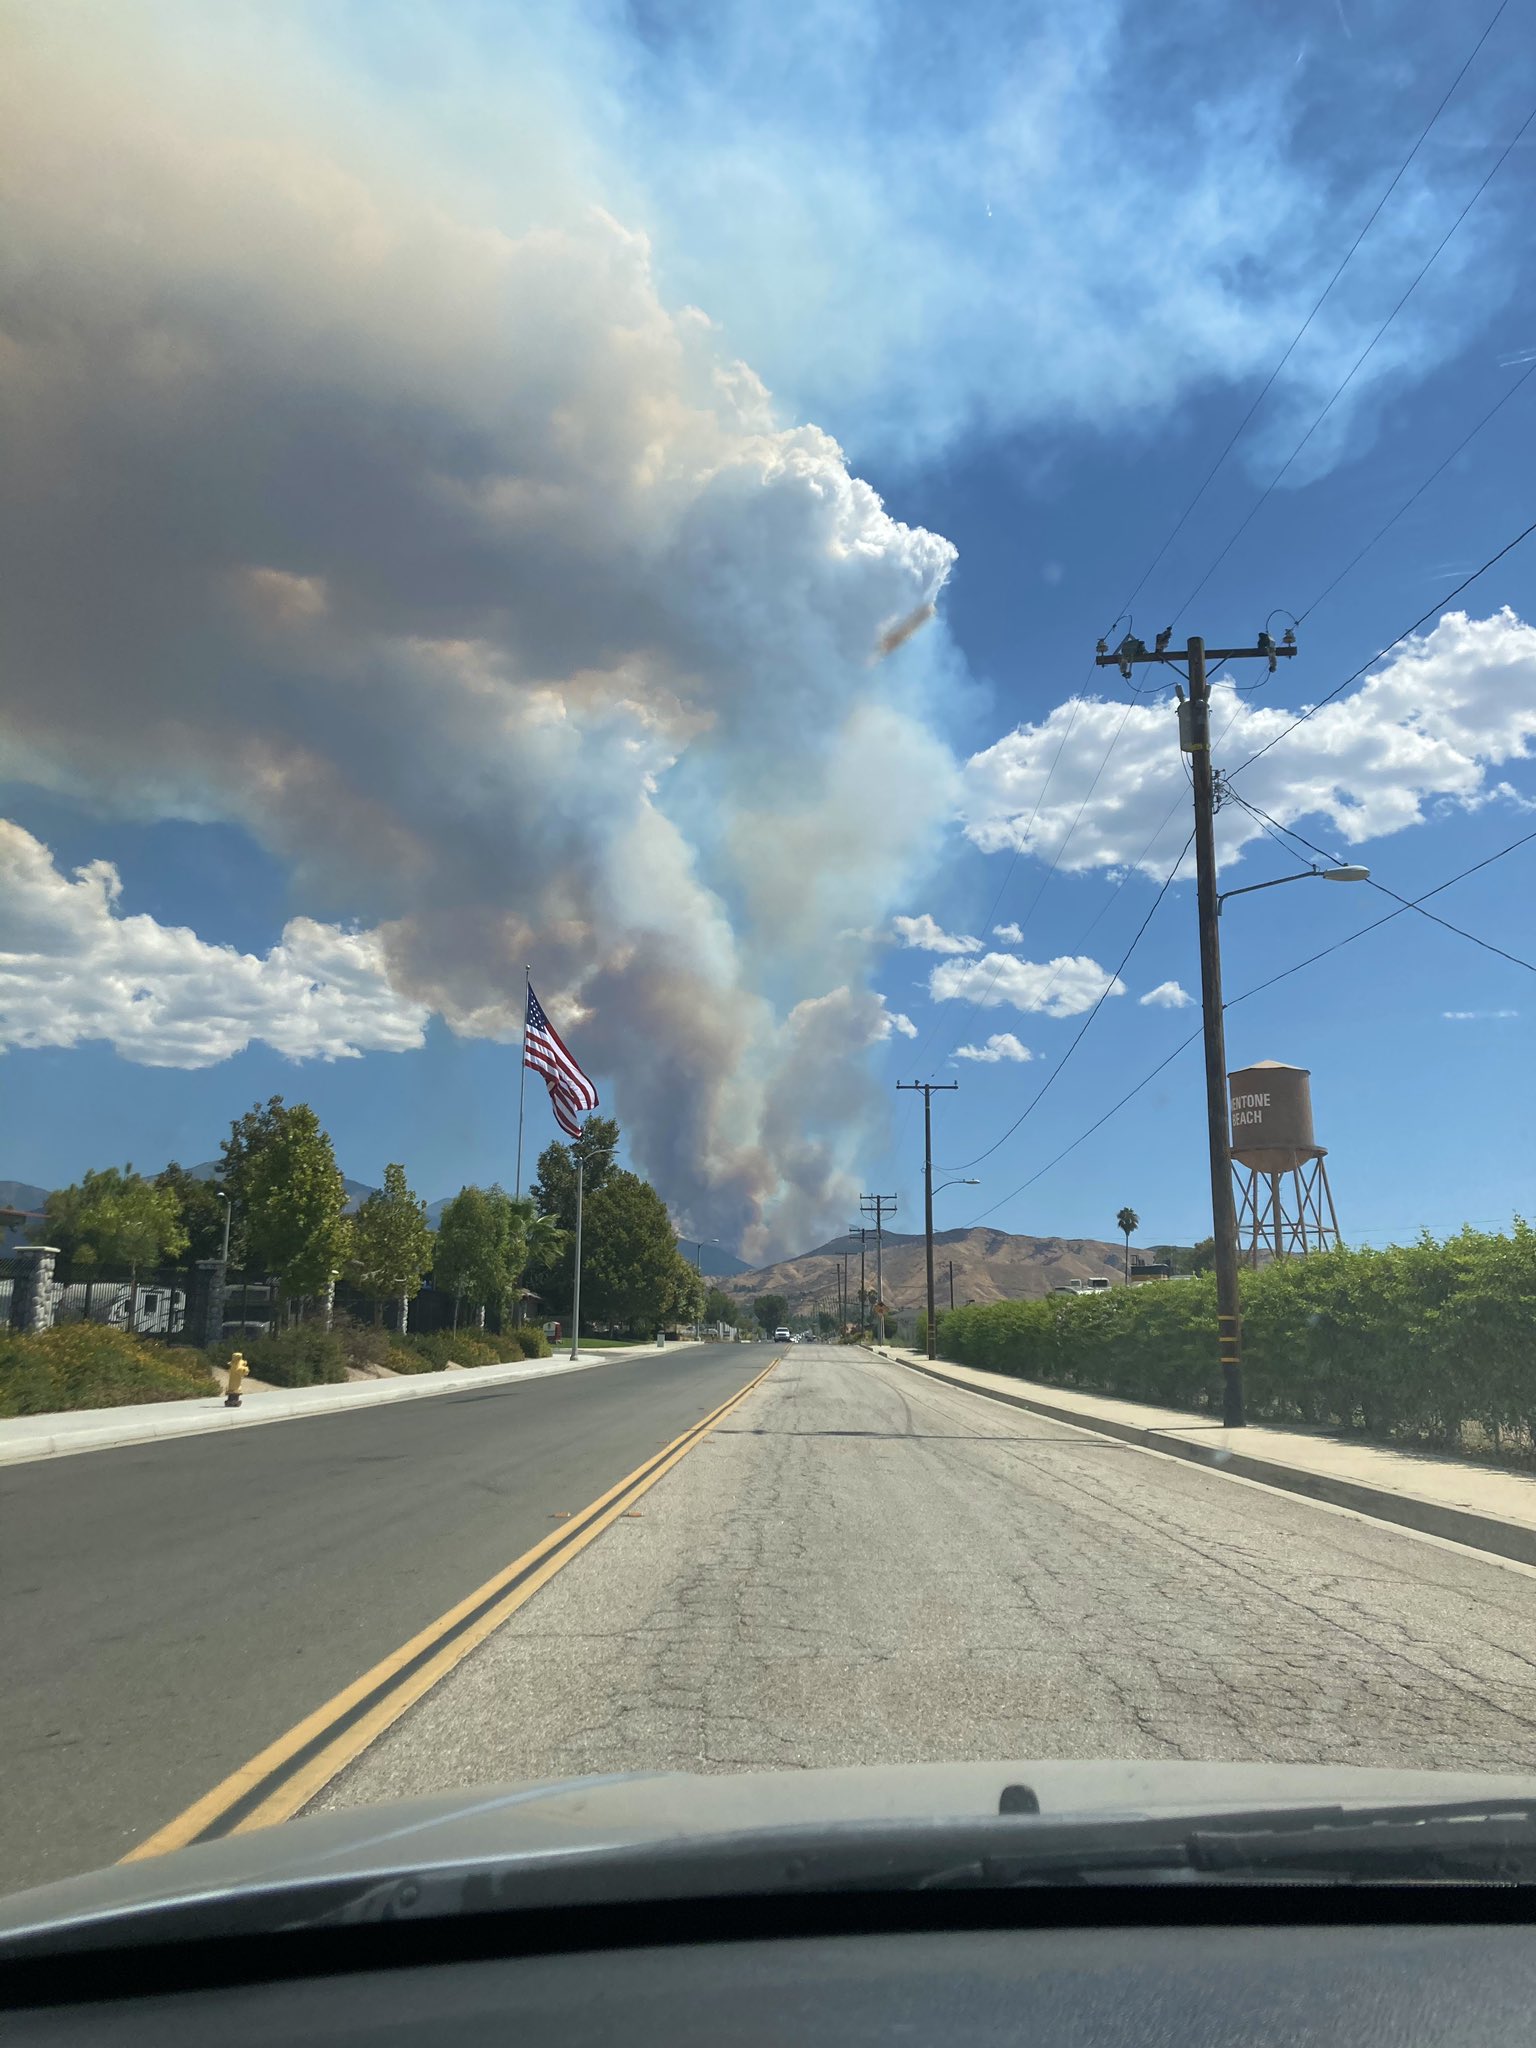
[514,964,531,1199]
[568,1123,585,1363]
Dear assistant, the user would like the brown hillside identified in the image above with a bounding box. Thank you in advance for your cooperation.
[723,1226,1150,1316]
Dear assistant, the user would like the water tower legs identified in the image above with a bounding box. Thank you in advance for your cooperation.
[1234,1158,1341,1261]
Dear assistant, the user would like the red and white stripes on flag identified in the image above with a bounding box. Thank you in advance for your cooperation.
[523,983,599,1139]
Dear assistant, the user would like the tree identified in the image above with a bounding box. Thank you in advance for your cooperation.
[817,1309,837,1337]
[702,1286,737,1328]
[753,1293,789,1334]
[524,1119,619,1313]
[434,1186,513,1327]
[219,1096,300,1266]
[350,1163,434,1329]
[1116,1206,1140,1286]
[579,1170,691,1333]
[1155,1240,1216,1276]
[529,1116,620,1232]
[431,1186,563,1329]
[510,1196,565,1294]
[156,1162,229,1263]
[244,1104,350,1311]
[36,1166,188,1270]
[667,1256,707,1330]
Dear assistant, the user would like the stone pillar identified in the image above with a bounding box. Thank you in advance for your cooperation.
[398,1292,410,1336]
[11,1246,59,1334]
[320,1275,336,1332]
[188,1258,229,1348]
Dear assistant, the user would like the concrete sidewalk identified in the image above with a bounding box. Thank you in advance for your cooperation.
[880,1347,1536,1569]
[0,1342,683,1468]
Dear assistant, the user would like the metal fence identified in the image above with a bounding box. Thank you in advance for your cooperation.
[2,1258,504,1344]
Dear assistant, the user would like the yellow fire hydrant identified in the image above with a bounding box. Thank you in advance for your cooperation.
[224,1352,249,1408]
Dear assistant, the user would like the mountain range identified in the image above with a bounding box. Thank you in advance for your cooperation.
[720,1226,1149,1316]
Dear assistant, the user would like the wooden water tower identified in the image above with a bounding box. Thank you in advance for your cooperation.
[1228,1059,1340,1262]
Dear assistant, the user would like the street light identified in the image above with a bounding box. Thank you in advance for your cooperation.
[933,1177,980,1197]
[1218,865,1369,914]
[216,1190,232,1264]
[683,1239,718,1339]
[1207,859,1369,1426]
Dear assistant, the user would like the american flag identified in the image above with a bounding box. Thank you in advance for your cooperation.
[523,983,599,1139]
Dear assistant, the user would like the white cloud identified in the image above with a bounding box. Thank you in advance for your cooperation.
[890,1010,919,1038]
[928,952,1124,1017]
[953,1032,1033,1063]
[993,922,1023,942]
[0,821,428,1068]
[1443,1008,1518,1021]
[891,913,980,954]
[961,610,1536,880]
[1140,980,1194,1008]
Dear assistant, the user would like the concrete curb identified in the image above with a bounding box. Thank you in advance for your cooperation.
[0,1343,685,1468]
[883,1350,1536,1570]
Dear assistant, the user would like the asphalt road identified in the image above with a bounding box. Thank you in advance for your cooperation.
[0,1340,765,1892]
[320,1347,1536,1813]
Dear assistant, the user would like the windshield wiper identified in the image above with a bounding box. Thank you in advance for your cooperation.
[1186,1796,1536,1882]
[915,1797,1536,1889]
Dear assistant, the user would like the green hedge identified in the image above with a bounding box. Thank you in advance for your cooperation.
[0,1324,213,1416]
[937,1224,1536,1453]
[212,1325,350,1387]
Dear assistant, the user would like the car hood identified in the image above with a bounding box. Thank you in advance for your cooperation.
[6,1758,1536,1948]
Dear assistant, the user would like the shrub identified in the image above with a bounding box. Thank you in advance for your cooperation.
[509,1325,552,1359]
[390,1330,509,1372]
[226,1324,348,1387]
[0,1324,212,1417]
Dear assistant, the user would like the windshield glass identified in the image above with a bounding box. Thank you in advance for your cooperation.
[3,0,1536,1914]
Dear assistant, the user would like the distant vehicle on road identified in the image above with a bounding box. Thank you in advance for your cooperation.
[774,1326,791,1342]
[1051,1277,1113,1296]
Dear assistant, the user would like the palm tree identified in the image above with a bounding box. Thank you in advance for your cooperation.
[1116,1206,1140,1285]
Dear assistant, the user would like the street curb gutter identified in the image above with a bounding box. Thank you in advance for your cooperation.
[886,1352,1536,1570]
[0,1344,687,1469]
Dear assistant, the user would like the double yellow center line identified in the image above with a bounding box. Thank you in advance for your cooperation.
[125,1353,781,1861]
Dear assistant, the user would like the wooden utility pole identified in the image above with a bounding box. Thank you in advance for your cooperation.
[1094,626,1297,1428]
[896,1081,958,1359]
[847,1226,873,1335]
[858,1195,898,1342]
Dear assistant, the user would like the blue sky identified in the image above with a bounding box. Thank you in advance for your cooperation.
[2,0,1533,1256]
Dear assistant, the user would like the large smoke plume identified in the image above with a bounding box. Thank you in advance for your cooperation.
[0,6,958,1257]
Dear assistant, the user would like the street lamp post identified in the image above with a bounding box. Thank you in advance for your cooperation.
[1207,860,1369,1418]
[1218,866,1369,913]
[217,1191,232,1264]
[684,1238,718,1338]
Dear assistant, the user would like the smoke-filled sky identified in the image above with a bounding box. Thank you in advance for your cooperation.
[3,0,1534,1255]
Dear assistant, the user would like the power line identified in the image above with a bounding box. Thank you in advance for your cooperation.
[948,830,1194,1170]
[1226,511,1536,778]
[1172,87,1536,624]
[1224,793,1536,976]
[965,819,1536,1222]
[1227,821,1536,1009]
[1113,0,1512,621]
[967,1026,1202,1221]
[1298,354,1536,624]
